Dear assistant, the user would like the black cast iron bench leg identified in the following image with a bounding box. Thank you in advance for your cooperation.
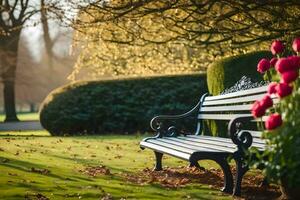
[233,156,249,196]
[189,161,205,170]
[190,155,234,194]
[215,156,234,194]
[154,151,163,171]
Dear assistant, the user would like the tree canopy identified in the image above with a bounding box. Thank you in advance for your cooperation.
[69,0,300,78]
[74,1,300,47]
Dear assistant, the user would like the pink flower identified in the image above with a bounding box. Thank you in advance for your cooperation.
[267,82,278,94]
[260,95,273,109]
[275,58,293,74]
[270,58,278,67]
[257,58,271,73]
[280,70,299,84]
[251,101,266,118]
[271,40,284,55]
[287,56,300,70]
[265,113,283,130]
[292,38,300,53]
[275,83,293,98]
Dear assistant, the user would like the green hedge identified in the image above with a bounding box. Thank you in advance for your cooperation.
[40,74,207,136]
[206,51,272,137]
[207,51,272,96]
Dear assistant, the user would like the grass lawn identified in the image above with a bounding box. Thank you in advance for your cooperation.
[0,131,231,200]
[0,113,39,122]
[0,131,280,200]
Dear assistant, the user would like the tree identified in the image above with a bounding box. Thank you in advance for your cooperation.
[0,0,63,121]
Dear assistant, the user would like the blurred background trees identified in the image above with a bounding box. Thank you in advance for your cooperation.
[0,0,75,121]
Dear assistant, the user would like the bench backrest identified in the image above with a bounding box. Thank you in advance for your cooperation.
[196,85,278,139]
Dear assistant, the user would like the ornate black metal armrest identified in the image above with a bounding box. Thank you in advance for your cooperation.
[150,93,207,131]
[228,116,254,150]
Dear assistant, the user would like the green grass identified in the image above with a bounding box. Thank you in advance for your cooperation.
[0,131,231,200]
[0,113,39,122]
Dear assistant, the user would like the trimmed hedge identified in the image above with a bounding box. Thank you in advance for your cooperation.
[40,74,207,136]
[207,51,272,96]
[206,51,272,137]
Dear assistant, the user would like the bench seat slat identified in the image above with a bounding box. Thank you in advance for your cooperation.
[177,136,253,149]
[154,139,223,153]
[165,137,237,153]
[140,141,191,160]
[187,135,266,145]
[147,140,199,154]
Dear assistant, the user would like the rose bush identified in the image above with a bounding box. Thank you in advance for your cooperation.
[251,38,300,188]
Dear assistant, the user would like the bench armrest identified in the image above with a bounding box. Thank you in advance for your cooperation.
[150,93,208,131]
[228,116,254,150]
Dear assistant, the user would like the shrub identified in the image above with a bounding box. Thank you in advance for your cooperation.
[207,51,272,96]
[206,51,272,137]
[40,74,207,136]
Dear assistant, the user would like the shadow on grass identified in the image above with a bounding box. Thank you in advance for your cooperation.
[0,156,77,182]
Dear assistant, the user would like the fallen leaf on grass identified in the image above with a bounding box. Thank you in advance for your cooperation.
[122,166,281,199]
[101,193,113,200]
[30,167,50,175]
[1,158,10,163]
[25,193,49,200]
[114,155,122,159]
[57,139,63,143]
[79,165,111,177]
[29,149,37,153]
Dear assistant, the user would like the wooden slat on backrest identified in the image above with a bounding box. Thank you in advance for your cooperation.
[197,113,253,120]
[202,93,266,106]
[204,86,268,101]
[197,85,275,121]
[199,84,278,116]
[196,85,269,141]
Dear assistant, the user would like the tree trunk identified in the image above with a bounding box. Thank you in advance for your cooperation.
[3,80,18,121]
[30,103,35,113]
[41,0,55,83]
[1,33,21,122]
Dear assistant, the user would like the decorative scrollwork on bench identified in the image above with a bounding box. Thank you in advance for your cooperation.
[221,76,268,95]
[228,116,253,150]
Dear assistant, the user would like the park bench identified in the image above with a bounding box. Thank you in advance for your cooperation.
[140,84,272,196]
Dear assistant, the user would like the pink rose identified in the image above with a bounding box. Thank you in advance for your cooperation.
[287,56,300,70]
[280,70,299,84]
[260,95,273,109]
[275,58,293,74]
[275,83,293,98]
[265,113,282,130]
[270,58,278,67]
[270,40,284,55]
[257,58,270,73]
[267,82,278,94]
[251,101,266,118]
[292,38,300,53]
